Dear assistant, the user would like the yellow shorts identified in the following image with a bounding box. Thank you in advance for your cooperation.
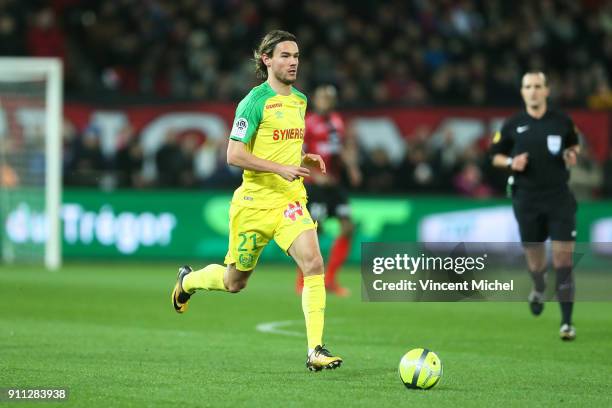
[224,199,316,271]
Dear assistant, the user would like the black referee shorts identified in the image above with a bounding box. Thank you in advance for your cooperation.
[512,188,577,242]
[306,184,351,222]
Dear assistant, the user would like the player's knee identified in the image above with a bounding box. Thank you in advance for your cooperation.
[302,254,324,276]
[227,280,247,293]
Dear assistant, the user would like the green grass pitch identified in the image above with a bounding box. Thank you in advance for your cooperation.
[1,263,611,407]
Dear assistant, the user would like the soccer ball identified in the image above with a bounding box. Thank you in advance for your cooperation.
[398,348,442,389]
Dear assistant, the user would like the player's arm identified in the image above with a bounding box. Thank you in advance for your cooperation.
[227,140,310,181]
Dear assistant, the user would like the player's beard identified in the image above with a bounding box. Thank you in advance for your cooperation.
[275,70,296,85]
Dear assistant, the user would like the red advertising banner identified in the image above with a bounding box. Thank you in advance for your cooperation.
[63,102,610,161]
[342,107,610,161]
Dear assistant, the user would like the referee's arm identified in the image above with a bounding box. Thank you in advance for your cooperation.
[489,127,528,172]
[492,152,529,172]
[563,145,580,166]
[562,121,582,167]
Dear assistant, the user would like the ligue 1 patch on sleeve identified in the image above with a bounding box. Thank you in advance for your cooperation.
[231,118,249,139]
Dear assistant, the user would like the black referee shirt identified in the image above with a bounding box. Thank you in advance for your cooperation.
[490,109,579,193]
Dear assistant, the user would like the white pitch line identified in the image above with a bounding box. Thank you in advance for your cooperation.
[255,320,304,337]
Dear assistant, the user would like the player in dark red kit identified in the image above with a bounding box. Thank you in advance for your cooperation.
[296,85,361,296]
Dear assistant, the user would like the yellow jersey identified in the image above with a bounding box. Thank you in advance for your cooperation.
[229,82,308,209]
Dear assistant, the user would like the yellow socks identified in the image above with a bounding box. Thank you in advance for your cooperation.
[182,266,325,350]
[302,274,326,350]
[182,264,228,293]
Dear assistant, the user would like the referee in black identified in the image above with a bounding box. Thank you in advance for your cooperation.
[490,71,580,341]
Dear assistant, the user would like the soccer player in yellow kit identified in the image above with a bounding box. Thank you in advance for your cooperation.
[171,30,342,371]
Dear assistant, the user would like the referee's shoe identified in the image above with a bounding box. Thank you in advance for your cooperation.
[527,290,545,316]
[560,324,576,341]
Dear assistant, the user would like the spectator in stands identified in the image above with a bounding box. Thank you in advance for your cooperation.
[361,147,396,193]
[0,12,23,55]
[601,150,612,198]
[0,163,18,187]
[199,138,242,189]
[569,146,602,200]
[62,119,79,177]
[177,131,198,188]
[0,140,19,188]
[155,130,192,188]
[26,7,65,61]
[429,129,461,193]
[115,127,145,189]
[453,161,493,198]
[398,145,437,193]
[2,0,611,108]
[66,126,107,187]
[4,0,610,197]
[588,80,612,110]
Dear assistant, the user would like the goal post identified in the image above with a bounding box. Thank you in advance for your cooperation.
[0,58,63,270]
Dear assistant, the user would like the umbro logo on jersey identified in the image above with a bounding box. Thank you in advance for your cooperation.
[516,125,529,133]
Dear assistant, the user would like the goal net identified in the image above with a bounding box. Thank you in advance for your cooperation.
[0,58,62,270]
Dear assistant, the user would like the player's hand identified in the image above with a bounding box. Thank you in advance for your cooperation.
[511,152,529,172]
[302,153,326,174]
[278,165,310,181]
[563,149,578,166]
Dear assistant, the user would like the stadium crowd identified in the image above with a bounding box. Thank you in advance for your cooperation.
[53,120,612,199]
[1,0,612,108]
[1,0,611,197]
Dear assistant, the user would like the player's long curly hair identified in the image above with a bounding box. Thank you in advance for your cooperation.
[253,30,297,80]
